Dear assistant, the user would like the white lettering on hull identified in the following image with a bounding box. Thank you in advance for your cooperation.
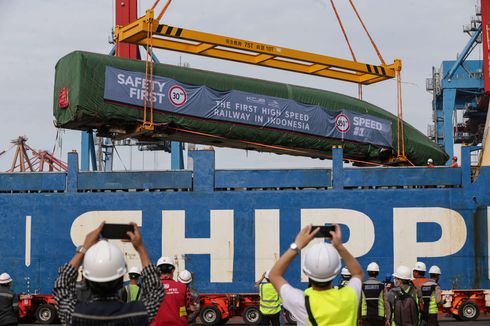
[65,207,476,283]
[488,207,490,280]
[162,210,234,282]
[25,215,31,267]
[255,209,280,280]
[70,211,143,271]
[393,207,467,271]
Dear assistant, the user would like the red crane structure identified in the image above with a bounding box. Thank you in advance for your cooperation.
[2,137,68,173]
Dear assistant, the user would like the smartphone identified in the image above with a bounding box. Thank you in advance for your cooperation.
[313,225,336,238]
[101,223,134,240]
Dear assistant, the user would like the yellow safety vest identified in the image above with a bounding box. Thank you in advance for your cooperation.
[304,286,358,326]
[126,284,141,302]
[259,283,282,315]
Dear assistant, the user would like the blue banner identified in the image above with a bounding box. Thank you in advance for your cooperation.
[104,66,392,147]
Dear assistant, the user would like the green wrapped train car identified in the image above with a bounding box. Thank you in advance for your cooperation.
[53,51,447,165]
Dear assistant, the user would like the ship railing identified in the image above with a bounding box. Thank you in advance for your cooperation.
[0,147,485,193]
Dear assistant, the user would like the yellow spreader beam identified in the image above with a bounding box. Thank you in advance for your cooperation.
[115,10,401,85]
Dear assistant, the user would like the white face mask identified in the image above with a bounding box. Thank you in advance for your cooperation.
[394,278,401,287]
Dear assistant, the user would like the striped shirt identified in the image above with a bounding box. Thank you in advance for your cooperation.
[53,263,164,325]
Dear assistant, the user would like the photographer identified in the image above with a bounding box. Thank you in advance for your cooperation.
[53,222,164,325]
[269,224,363,326]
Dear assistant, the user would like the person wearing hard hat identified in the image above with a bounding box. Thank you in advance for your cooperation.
[412,261,430,288]
[255,270,282,326]
[420,266,442,326]
[338,267,352,289]
[449,156,458,168]
[0,272,19,326]
[53,222,164,325]
[426,158,434,168]
[360,262,386,326]
[151,258,193,325]
[124,266,142,302]
[268,224,363,326]
[385,265,423,326]
[178,270,200,326]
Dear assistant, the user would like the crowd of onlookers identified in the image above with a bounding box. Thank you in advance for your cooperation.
[0,223,443,325]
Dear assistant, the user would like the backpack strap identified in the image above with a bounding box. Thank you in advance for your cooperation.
[304,295,318,326]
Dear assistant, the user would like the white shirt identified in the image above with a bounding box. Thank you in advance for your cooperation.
[279,277,362,326]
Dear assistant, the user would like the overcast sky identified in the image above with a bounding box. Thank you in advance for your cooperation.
[0,0,480,170]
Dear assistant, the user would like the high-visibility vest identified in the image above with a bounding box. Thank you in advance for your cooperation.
[361,279,385,318]
[304,286,358,326]
[420,282,438,314]
[259,283,281,315]
[126,284,141,302]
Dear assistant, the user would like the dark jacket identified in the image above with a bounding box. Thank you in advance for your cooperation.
[72,299,148,326]
[0,285,18,325]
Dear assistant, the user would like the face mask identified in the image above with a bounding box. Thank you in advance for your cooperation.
[394,278,401,287]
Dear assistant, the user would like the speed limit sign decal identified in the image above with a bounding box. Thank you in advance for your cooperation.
[335,114,350,133]
[168,85,187,107]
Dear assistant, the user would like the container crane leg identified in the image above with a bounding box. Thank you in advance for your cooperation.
[81,131,97,171]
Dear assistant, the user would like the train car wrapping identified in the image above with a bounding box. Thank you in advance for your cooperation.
[53,51,448,165]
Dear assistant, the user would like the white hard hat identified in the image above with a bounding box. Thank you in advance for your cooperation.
[178,270,193,284]
[82,241,127,283]
[0,273,12,284]
[427,158,433,164]
[128,266,141,275]
[264,270,270,279]
[367,262,380,272]
[302,243,341,282]
[157,256,175,268]
[393,265,412,280]
[414,261,427,272]
[429,265,441,275]
[341,267,351,276]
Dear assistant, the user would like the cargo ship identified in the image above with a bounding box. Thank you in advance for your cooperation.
[0,0,489,308]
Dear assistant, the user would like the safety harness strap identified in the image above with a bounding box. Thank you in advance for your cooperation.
[304,295,318,326]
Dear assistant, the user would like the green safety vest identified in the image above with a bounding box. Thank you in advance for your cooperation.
[361,280,385,318]
[259,283,281,315]
[304,286,358,326]
[126,284,141,302]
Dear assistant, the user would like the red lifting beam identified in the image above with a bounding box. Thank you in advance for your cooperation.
[115,0,139,59]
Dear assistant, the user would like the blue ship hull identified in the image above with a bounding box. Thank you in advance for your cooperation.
[0,147,488,294]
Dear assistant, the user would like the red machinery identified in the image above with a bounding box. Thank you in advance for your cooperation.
[18,294,58,324]
[440,289,490,321]
[198,293,296,325]
[199,293,260,325]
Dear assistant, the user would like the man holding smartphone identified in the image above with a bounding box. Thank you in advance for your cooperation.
[53,222,164,325]
[268,224,363,326]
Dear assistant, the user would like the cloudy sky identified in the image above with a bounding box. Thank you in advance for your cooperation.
[0,0,480,170]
